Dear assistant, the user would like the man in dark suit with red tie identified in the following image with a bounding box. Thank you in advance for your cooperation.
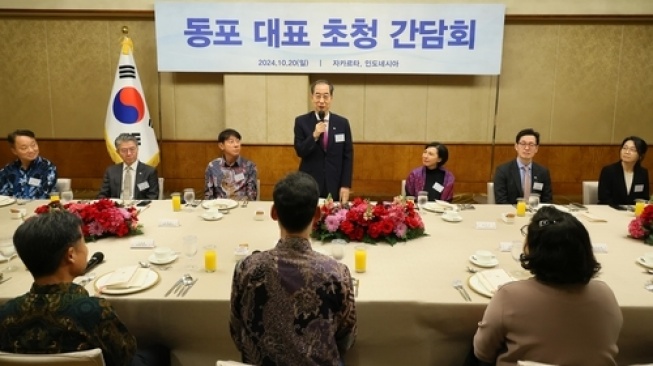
[293,80,353,202]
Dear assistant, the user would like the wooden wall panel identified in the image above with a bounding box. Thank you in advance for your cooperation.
[0,140,648,202]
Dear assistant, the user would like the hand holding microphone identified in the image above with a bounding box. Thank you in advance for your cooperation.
[314,111,327,139]
[84,252,104,274]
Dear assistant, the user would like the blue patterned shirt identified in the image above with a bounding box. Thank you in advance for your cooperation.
[0,283,136,366]
[204,155,257,200]
[0,156,57,199]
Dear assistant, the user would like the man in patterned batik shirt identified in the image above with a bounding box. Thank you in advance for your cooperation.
[204,128,258,201]
[230,172,357,366]
[0,129,57,199]
[0,211,137,366]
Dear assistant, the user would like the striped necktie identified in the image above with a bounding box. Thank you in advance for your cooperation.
[523,166,531,199]
[123,167,133,199]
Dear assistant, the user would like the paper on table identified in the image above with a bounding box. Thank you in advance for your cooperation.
[478,269,515,294]
[103,266,149,289]
[158,219,181,227]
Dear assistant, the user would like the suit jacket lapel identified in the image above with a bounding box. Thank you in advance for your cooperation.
[511,161,523,196]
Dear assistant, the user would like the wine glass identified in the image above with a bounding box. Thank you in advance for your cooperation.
[182,235,198,270]
[183,188,195,211]
[417,191,428,208]
[0,240,18,273]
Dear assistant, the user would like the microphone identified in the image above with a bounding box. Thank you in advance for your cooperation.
[318,111,325,121]
[84,252,104,274]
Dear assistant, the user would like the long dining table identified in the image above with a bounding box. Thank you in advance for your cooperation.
[1,200,653,366]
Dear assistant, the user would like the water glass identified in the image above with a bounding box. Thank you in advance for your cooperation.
[183,188,195,211]
[527,194,540,211]
[331,239,346,260]
[182,235,198,270]
[61,191,74,204]
[417,191,428,207]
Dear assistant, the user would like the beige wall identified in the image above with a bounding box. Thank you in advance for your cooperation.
[1,16,652,145]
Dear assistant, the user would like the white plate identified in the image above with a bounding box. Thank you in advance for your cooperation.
[435,200,454,207]
[202,198,238,210]
[148,253,178,265]
[469,255,499,268]
[0,196,16,207]
[421,202,445,213]
[201,212,224,221]
[442,216,463,222]
[467,273,493,298]
[94,269,160,295]
[636,257,653,269]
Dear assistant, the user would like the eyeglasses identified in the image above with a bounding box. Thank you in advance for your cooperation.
[118,147,137,154]
[313,93,331,101]
[522,219,558,236]
[520,225,528,236]
[621,146,637,153]
[518,142,537,148]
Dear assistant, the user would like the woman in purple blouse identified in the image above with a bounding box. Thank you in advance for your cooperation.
[405,142,455,202]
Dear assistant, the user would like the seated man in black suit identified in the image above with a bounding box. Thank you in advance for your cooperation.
[493,128,553,204]
[98,133,159,200]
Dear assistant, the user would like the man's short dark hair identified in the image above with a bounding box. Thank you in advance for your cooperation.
[114,133,139,149]
[14,211,83,278]
[218,128,242,143]
[520,206,600,284]
[515,128,540,145]
[7,129,36,146]
[310,79,334,95]
[273,172,319,233]
[424,142,449,168]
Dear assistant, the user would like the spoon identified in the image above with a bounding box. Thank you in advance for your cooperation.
[138,261,150,268]
[466,266,479,274]
[176,274,194,296]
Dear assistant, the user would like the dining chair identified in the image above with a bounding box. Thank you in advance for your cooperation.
[582,181,599,205]
[0,348,105,365]
[55,178,72,193]
[486,182,495,204]
[401,179,406,197]
[256,179,261,201]
[158,177,165,200]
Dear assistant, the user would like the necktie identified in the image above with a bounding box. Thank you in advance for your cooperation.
[322,122,329,150]
[123,167,133,199]
[523,166,531,199]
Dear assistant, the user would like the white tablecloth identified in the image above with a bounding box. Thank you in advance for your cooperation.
[1,201,652,365]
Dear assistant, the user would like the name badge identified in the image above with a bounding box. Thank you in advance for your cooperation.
[432,182,444,193]
[234,173,245,182]
[634,184,644,193]
[28,177,41,186]
[334,133,345,143]
[533,182,544,191]
[137,181,150,191]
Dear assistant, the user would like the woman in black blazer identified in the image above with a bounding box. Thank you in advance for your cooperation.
[598,136,649,205]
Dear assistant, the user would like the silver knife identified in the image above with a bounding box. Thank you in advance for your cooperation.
[180,278,198,297]
[164,278,183,297]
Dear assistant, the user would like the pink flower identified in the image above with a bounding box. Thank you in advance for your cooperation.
[629,218,648,239]
[325,214,342,232]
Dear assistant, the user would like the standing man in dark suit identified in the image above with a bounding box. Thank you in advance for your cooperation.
[493,128,552,204]
[98,133,159,200]
[294,80,353,202]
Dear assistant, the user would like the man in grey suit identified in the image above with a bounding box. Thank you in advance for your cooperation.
[98,133,159,200]
[493,128,552,204]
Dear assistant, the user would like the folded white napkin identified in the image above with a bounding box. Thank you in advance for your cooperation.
[581,212,607,222]
[478,269,515,294]
[103,266,149,289]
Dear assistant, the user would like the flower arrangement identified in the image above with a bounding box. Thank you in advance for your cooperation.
[34,199,142,241]
[312,196,426,245]
[628,204,653,244]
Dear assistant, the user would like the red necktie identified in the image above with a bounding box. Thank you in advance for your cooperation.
[523,166,531,199]
[322,122,329,150]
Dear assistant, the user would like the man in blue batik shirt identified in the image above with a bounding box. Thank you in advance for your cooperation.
[0,129,57,199]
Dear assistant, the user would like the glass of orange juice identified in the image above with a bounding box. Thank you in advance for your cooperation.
[516,198,526,217]
[204,245,217,272]
[171,192,182,212]
[635,199,647,217]
[50,191,60,202]
[354,246,367,273]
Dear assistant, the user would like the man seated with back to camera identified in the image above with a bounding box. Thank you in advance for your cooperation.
[230,171,357,366]
[0,211,169,366]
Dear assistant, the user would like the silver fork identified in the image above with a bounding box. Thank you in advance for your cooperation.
[452,279,472,302]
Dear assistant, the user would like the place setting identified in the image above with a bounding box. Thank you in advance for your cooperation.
[463,250,517,299]
[148,247,178,266]
[94,264,161,295]
[0,195,17,207]
[635,252,653,270]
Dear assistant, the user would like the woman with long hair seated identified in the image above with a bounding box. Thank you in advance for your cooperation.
[473,206,622,366]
